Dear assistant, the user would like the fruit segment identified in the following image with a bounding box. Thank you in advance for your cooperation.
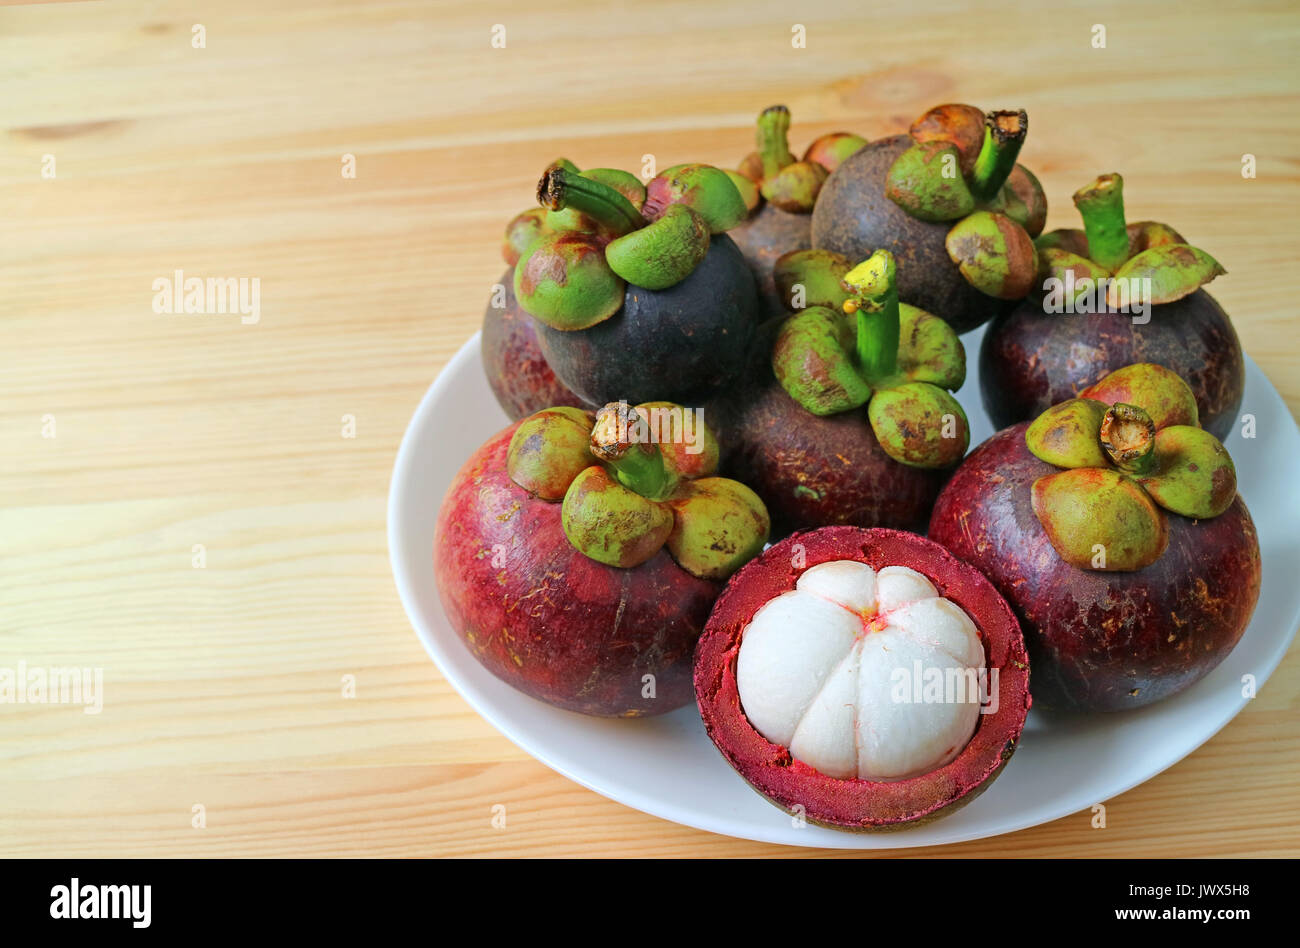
[737,561,985,781]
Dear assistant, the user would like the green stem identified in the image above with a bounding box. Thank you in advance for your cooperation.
[1073,174,1130,272]
[537,167,644,236]
[969,110,1027,203]
[1099,402,1156,475]
[589,403,676,500]
[756,105,796,181]
[841,250,900,383]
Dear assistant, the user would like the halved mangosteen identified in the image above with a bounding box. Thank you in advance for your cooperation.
[694,526,1030,831]
[435,402,769,717]
[930,363,1261,711]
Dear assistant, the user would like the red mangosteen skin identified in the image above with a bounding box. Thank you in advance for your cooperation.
[978,289,1245,441]
[481,268,590,421]
[928,423,1261,712]
[694,526,1030,831]
[711,319,950,538]
[729,205,812,319]
[534,235,759,406]
[811,135,1016,335]
[434,422,719,717]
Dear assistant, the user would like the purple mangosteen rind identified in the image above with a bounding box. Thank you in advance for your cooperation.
[929,423,1261,712]
[693,526,1031,831]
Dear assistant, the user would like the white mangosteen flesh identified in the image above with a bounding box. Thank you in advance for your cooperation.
[736,561,986,781]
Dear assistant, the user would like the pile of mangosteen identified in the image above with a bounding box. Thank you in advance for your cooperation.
[438,100,1261,833]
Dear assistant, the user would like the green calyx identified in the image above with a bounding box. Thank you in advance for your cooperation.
[1025,398,1111,468]
[643,163,748,234]
[1031,468,1169,572]
[514,231,625,330]
[1080,362,1199,430]
[884,141,974,222]
[665,478,771,581]
[867,382,969,469]
[725,170,761,213]
[802,132,868,174]
[1035,173,1226,305]
[604,204,710,290]
[945,210,1037,300]
[887,104,1040,301]
[1138,426,1237,519]
[773,249,853,311]
[507,407,597,500]
[502,207,549,266]
[1025,363,1238,570]
[512,403,769,579]
[761,160,828,213]
[770,249,968,470]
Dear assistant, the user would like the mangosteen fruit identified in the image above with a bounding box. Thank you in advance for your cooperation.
[694,525,1030,831]
[720,248,970,536]
[434,401,770,717]
[481,266,589,420]
[979,172,1243,440]
[929,363,1260,712]
[512,161,759,406]
[728,105,867,317]
[812,104,1046,334]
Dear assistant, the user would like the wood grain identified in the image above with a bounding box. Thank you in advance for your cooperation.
[1,0,1297,857]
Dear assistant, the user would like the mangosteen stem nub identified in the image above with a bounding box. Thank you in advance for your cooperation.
[1073,174,1130,272]
[969,110,1027,203]
[757,105,795,181]
[590,403,676,500]
[1100,402,1157,475]
[841,250,901,384]
[537,167,644,236]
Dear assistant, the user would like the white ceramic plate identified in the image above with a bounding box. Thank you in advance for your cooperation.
[388,328,1300,849]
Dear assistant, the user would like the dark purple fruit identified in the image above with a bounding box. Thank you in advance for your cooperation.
[979,289,1244,441]
[929,421,1260,712]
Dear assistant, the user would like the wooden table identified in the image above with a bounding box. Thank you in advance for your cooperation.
[2,0,1296,857]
